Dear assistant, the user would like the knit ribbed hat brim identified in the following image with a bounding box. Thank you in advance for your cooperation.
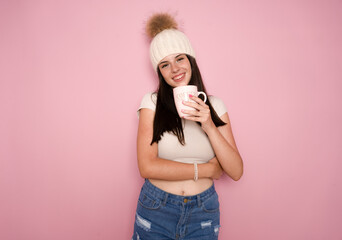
[149,29,196,71]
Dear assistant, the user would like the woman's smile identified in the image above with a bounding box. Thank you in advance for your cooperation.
[173,73,186,82]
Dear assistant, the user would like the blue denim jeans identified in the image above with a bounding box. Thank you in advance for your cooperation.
[132,179,220,240]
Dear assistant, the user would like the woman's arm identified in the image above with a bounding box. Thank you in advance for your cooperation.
[203,113,243,181]
[183,96,243,181]
[137,108,222,180]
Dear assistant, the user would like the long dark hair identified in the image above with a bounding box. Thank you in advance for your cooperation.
[151,55,226,145]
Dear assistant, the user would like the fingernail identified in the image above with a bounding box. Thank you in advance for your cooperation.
[189,94,193,97]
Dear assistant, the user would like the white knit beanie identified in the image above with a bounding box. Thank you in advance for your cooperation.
[146,13,196,71]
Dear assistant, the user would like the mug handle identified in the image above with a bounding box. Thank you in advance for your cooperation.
[197,91,207,103]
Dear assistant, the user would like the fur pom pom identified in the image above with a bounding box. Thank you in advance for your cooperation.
[146,13,178,38]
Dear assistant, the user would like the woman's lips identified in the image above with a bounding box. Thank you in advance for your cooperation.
[173,73,185,82]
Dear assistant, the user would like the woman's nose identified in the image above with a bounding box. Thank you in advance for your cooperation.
[171,63,180,73]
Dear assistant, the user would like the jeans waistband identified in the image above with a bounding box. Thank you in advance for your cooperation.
[142,179,216,207]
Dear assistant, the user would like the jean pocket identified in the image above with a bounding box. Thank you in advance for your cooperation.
[138,192,161,210]
[202,192,220,213]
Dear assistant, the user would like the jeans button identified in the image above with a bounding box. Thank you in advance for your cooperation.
[183,199,188,203]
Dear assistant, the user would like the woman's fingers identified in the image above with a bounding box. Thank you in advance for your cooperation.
[182,99,208,112]
[181,95,212,124]
[182,109,202,119]
[184,95,207,107]
[181,109,208,117]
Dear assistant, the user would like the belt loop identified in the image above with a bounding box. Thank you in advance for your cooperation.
[162,193,168,206]
[197,194,201,207]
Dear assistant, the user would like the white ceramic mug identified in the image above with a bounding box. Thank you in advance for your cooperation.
[173,85,207,117]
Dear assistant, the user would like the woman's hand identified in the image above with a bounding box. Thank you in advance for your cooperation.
[182,95,215,132]
[208,157,223,180]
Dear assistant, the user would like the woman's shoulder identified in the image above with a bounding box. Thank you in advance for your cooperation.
[208,95,227,117]
[140,92,157,105]
[138,92,157,115]
[208,95,223,102]
[208,95,225,106]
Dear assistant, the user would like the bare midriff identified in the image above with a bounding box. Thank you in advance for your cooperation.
[149,178,213,196]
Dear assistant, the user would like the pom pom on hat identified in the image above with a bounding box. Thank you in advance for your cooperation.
[146,13,178,38]
[146,13,196,71]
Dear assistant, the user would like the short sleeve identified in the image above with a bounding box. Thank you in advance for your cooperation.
[209,96,227,117]
[137,92,157,117]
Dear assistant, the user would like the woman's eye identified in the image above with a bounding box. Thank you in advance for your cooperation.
[177,57,184,62]
[161,64,169,69]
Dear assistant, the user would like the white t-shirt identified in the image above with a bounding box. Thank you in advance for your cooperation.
[138,92,227,164]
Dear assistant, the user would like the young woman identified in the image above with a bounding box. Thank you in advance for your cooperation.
[132,13,243,240]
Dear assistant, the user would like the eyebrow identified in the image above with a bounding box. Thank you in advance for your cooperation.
[159,54,184,66]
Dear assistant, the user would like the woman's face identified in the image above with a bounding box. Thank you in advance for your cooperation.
[158,53,192,88]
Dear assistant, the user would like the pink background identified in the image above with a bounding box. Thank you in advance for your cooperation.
[1,0,341,239]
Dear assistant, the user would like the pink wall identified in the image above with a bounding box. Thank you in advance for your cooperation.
[1,0,341,239]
